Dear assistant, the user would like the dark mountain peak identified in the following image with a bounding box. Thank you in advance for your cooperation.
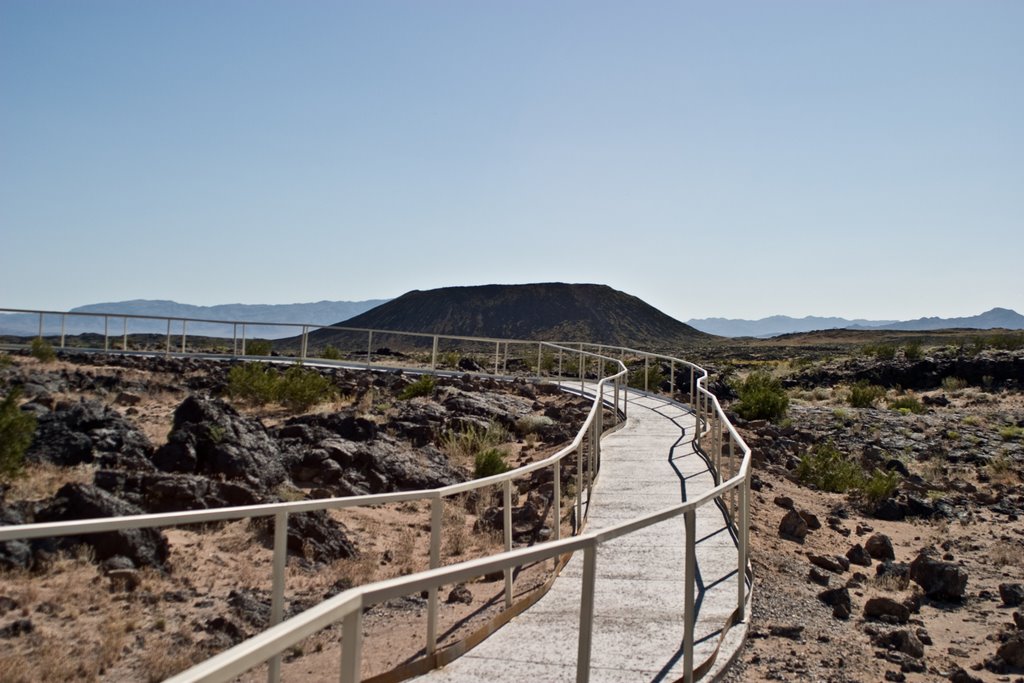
[315,283,706,348]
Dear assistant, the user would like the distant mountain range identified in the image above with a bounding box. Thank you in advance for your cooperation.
[0,299,389,339]
[303,283,709,350]
[687,307,1024,338]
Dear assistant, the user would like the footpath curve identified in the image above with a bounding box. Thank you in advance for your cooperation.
[421,387,746,682]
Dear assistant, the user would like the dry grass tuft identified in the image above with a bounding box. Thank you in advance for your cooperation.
[4,462,94,503]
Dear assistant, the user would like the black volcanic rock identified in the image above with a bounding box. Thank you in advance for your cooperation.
[152,396,285,491]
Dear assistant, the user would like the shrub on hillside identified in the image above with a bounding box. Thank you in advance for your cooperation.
[733,371,788,422]
[30,337,56,363]
[227,362,280,405]
[246,340,273,356]
[0,387,36,480]
[278,365,336,411]
[848,381,886,408]
[795,442,864,493]
[889,395,926,415]
[399,375,436,400]
[474,448,509,479]
[320,345,342,361]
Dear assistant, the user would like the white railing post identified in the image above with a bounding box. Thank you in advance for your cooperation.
[578,345,584,394]
[644,355,649,392]
[557,349,563,378]
[367,330,373,365]
[613,379,619,425]
[689,367,695,405]
[269,511,288,683]
[103,315,109,351]
[575,543,597,683]
[300,325,308,362]
[59,314,66,349]
[340,603,363,683]
[181,320,187,353]
[494,342,500,375]
[122,317,128,351]
[431,336,439,371]
[670,360,675,396]
[241,323,247,356]
[37,312,43,339]
[576,443,583,534]
[503,479,513,608]
[537,342,543,380]
[683,508,696,683]
[737,448,748,621]
[232,323,238,356]
[553,460,561,543]
[427,496,442,654]
[165,319,171,356]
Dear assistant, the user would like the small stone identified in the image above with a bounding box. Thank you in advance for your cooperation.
[874,628,925,659]
[948,665,982,683]
[809,567,831,586]
[999,583,1024,608]
[769,624,804,640]
[779,509,808,541]
[809,554,849,574]
[847,544,872,566]
[446,584,473,605]
[865,533,896,561]
[0,618,33,639]
[910,548,968,601]
[773,495,794,509]
[885,671,906,682]
[864,597,910,624]
[799,510,822,530]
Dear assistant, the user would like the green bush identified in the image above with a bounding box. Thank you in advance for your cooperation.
[848,381,886,408]
[941,376,968,392]
[999,425,1024,441]
[889,395,926,415]
[862,343,896,360]
[902,341,924,360]
[861,468,902,505]
[734,371,788,421]
[320,345,342,361]
[0,387,36,480]
[795,442,865,493]
[474,448,509,478]
[246,340,273,356]
[227,362,281,404]
[440,422,509,462]
[30,337,56,363]
[399,374,436,400]
[629,364,666,392]
[278,365,336,411]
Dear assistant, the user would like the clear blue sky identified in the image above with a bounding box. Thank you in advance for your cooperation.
[2,1,1021,322]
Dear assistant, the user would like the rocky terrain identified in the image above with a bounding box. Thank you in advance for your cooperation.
[722,348,1024,682]
[0,351,596,682]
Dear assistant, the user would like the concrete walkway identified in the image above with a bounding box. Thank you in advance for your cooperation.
[421,389,746,682]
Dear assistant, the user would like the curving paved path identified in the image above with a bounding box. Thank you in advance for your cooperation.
[420,388,746,682]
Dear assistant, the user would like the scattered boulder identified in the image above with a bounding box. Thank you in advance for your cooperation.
[864,597,911,624]
[94,470,262,512]
[818,586,852,619]
[809,554,850,574]
[999,583,1024,608]
[26,400,153,467]
[446,584,473,605]
[909,548,968,601]
[0,618,34,639]
[865,533,896,561]
[769,624,804,640]
[779,509,809,541]
[873,628,925,658]
[846,544,872,567]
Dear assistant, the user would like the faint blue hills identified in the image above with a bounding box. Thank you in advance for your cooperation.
[0,299,389,339]
[687,308,1024,338]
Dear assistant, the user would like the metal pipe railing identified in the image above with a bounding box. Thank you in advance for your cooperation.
[0,307,751,683]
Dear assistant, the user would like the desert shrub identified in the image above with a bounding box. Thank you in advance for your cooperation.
[539,350,555,374]
[320,345,342,361]
[987,454,1018,484]
[889,395,926,415]
[862,343,896,360]
[245,339,273,356]
[990,333,1024,351]
[278,365,336,410]
[848,381,886,408]
[902,341,924,360]
[0,353,11,368]
[474,448,509,479]
[30,337,56,362]
[1,387,36,480]
[733,371,788,421]
[440,422,509,466]
[941,376,967,392]
[399,374,436,400]
[227,362,280,404]
[861,468,902,505]
[629,364,666,392]
[999,425,1024,441]
[795,442,864,493]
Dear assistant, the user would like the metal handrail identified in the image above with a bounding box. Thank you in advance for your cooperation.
[0,307,751,683]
